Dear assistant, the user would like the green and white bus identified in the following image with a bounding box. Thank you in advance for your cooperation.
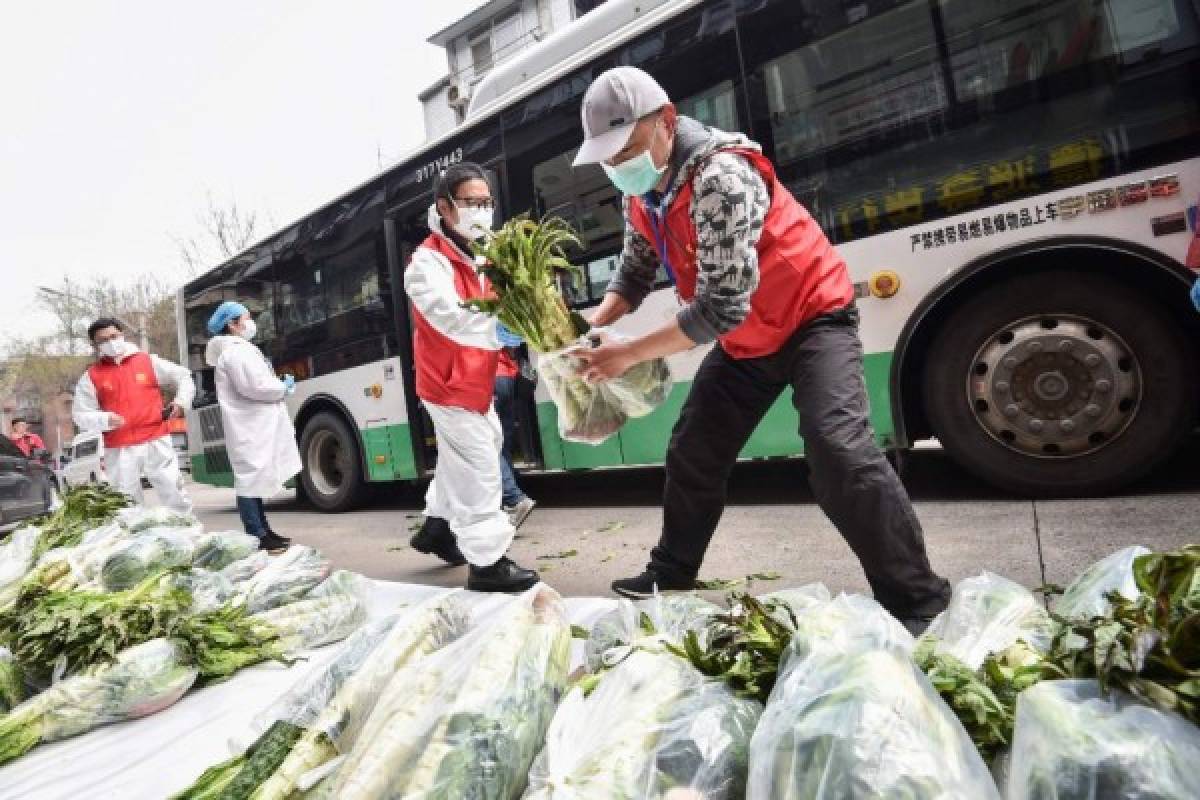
[180,0,1200,510]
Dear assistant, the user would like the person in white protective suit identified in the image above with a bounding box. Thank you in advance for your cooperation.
[72,318,194,512]
[204,301,298,554]
[404,161,541,593]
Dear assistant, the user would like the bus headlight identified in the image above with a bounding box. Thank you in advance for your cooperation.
[869,270,901,299]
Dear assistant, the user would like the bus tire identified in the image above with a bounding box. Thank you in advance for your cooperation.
[298,411,371,512]
[922,270,1196,497]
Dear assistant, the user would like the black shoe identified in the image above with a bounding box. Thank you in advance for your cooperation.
[265,529,292,545]
[897,615,937,638]
[611,568,695,599]
[409,518,467,567]
[258,532,290,554]
[467,557,539,593]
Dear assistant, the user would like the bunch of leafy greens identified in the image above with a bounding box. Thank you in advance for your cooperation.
[1042,544,1200,723]
[464,215,586,353]
[29,484,130,559]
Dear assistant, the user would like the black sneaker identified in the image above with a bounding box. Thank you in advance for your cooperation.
[265,529,292,545]
[897,615,937,638]
[611,568,695,599]
[467,557,539,593]
[258,532,290,555]
[409,518,467,567]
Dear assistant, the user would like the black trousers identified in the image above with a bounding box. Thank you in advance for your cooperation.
[650,308,951,618]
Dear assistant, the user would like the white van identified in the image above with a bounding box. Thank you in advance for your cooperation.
[59,431,107,488]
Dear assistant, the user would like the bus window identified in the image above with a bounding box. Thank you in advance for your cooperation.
[276,258,328,332]
[325,239,382,319]
[675,79,738,132]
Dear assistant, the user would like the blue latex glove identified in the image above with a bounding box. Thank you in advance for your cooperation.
[282,375,296,395]
[496,322,523,348]
[1192,278,1200,312]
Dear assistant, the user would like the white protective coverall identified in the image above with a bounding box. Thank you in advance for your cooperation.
[403,205,515,567]
[204,335,302,498]
[72,344,194,512]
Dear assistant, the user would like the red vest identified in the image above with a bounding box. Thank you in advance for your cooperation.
[629,148,854,359]
[410,234,500,413]
[88,351,168,448]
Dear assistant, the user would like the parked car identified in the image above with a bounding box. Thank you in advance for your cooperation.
[0,435,56,527]
[59,430,107,489]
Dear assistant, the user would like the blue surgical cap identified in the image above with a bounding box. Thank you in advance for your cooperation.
[207,301,249,336]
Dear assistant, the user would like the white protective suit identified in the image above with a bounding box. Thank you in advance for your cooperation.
[204,335,302,498]
[404,205,514,567]
[72,344,194,513]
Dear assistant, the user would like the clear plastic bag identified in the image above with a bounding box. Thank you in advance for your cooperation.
[925,572,1055,669]
[1054,546,1151,621]
[98,530,196,591]
[747,593,999,799]
[221,549,270,584]
[1007,680,1200,799]
[329,585,571,799]
[0,645,23,713]
[162,569,236,612]
[308,569,373,605]
[0,638,197,762]
[118,506,200,532]
[0,526,40,591]
[525,648,761,799]
[538,330,672,445]
[757,583,833,627]
[192,531,261,570]
[586,594,721,671]
[252,592,367,651]
[237,545,331,613]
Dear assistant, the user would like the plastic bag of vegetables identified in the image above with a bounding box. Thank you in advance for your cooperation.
[99,530,196,591]
[0,647,22,714]
[328,585,571,799]
[1007,680,1200,799]
[162,569,236,613]
[237,545,331,613]
[538,346,629,444]
[118,506,200,532]
[192,530,261,570]
[1054,545,1150,621]
[0,638,198,766]
[221,550,270,584]
[925,571,1055,670]
[175,592,473,800]
[525,648,760,799]
[0,526,39,592]
[747,594,1000,799]
[586,594,720,671]
[251,589,367,652]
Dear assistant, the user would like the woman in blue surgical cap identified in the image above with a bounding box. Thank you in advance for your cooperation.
[205,301,299,553]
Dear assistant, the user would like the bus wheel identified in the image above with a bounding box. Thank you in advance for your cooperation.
[923,271,1196,497]
[298,412,370,512]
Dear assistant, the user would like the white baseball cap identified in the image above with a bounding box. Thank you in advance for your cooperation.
[573,66,669,166]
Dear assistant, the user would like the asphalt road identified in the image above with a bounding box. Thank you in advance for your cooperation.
[185,440,1200,602]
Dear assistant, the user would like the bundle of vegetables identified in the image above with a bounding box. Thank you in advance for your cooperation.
[585,594,721,672]
[164,568,236,613]
[465,215,672,444]
[237,546,331,613]
[118,505,200,533]
[525,648,761,799]
[99,529,196,590]
[924,571,1055,669]
[746,594,1000,799]
[174,593,471,800]
[0,527,40,616]
[222,551,271,584]
[193,531,261,571]
[329,585,571,799]
[0,638,197,766]
[0,647,22,713]
[28,484,131,559]
[1008,680,1200,799]
[1053,544,1150,621]
[1042,544,1200,724]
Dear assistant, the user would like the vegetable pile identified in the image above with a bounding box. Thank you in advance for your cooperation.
[465,215,673,444]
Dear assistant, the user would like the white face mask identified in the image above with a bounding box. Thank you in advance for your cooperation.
[453,203,494,240]
[98,338,124,359]
[238,318,258,340]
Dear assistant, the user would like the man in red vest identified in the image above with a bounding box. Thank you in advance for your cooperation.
[72,318,194,512]
[573,67,950,632]
[8,418,46,459]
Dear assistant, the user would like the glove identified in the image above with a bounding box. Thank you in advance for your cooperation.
[496,322,523,348]
[282,375,296,395]
[1192,278,1200,312]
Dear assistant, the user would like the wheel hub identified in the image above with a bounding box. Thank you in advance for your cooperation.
[306,429,346,497]
[968,315,1140,458]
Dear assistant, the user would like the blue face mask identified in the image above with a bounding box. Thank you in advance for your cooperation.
[602,122,667,196]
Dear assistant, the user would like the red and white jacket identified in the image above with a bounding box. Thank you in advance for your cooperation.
[404,206,503,414]
[73,344,195,449]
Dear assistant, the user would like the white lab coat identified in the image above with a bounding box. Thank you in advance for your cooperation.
[405,205,513,566]
[72,344,194,513]
[204,335,302,498]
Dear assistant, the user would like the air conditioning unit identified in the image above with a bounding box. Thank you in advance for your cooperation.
[447,82,471,111]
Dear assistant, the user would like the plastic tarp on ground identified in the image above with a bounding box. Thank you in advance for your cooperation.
[0,580,617,800]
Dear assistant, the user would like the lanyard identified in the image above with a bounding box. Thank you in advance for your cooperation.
[643,192,677,287]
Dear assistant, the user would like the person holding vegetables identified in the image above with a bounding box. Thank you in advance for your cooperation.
[403,162,540,593]
[205,301,296,554]
[571,67,951,632]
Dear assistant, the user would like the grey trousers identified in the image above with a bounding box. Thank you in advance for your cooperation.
[649,307,951,618]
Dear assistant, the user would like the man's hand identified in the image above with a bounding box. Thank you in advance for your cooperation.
[574,337,642,383]
[168,403,185,419]
[108,412,126,429]
[588,292,632,328]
